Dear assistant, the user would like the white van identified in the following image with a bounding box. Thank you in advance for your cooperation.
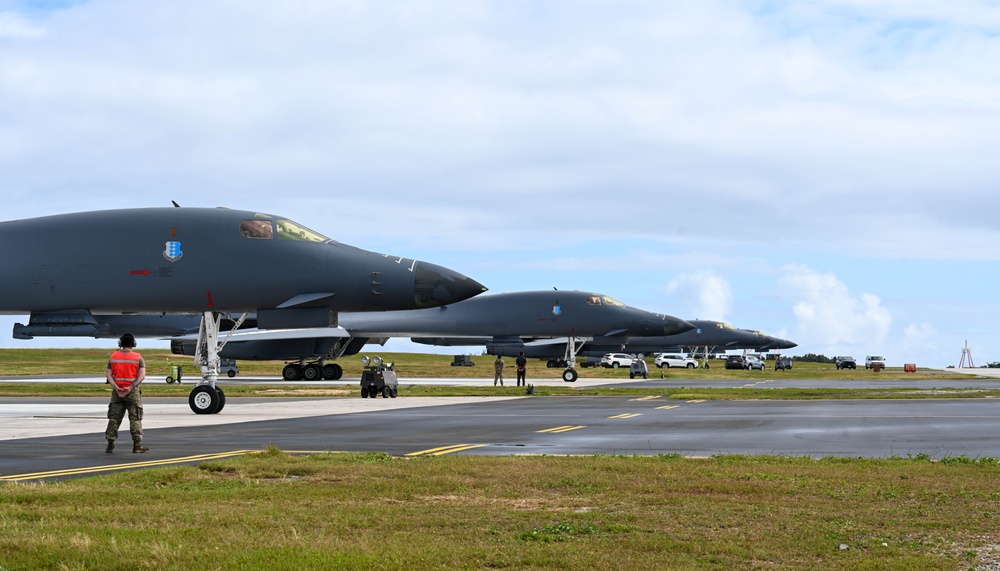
[865,355,886,369]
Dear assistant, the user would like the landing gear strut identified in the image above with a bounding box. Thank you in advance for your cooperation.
[560,336,583,382]
[187,311,245,414]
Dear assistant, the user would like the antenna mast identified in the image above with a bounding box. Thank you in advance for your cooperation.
[958,340,975,368]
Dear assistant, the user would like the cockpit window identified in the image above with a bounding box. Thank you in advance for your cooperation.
[715,322,735,330]
[275,218,329,242]
[240,219,274,239]
[586,294,625,307]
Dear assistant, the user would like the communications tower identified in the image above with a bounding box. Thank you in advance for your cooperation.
[958,340,975,368]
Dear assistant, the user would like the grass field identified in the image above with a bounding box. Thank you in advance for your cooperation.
[0,348,991,401]
[3,450,1000,570]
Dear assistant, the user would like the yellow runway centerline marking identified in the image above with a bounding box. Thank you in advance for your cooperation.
[630,396,662,401]
[608,413,642,419]
[0,450,257,482]
[655,405,680,410]
[537,425,586,433]
[405,444,487,457]
[686,400,706,403]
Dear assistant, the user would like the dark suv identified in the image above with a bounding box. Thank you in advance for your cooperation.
[835,356,857,370]
[724,355,747,370]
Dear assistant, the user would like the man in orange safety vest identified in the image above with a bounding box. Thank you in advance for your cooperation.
[105,333,149,453]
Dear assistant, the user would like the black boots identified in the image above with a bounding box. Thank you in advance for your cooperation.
[108,439,149,453]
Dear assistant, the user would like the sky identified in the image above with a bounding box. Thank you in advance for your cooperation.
[1,0,997,367]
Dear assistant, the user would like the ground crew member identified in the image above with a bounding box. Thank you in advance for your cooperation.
[515,352,527,386]
[105,333,149,453]
[493,355,505,386]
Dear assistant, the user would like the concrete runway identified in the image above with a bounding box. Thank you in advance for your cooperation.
[3,371,1000,482]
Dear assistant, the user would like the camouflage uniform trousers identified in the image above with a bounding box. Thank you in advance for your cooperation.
[106,389,143,443]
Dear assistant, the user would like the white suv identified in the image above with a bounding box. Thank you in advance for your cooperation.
[655,354,698,369]
[600,353,634,369]
[744,355,766,370]
[865,355,886,369]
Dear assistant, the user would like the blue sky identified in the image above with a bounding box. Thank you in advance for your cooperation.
[1,0,997,367]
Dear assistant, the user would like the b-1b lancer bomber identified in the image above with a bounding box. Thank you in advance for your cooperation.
[0,207,486,413]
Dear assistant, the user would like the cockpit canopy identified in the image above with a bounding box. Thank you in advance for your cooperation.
[585,294,625,307]
[239,214,329,243]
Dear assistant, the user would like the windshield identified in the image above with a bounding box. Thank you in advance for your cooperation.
[275,218,329,242]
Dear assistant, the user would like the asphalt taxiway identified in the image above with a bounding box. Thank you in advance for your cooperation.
[2,371,999,482]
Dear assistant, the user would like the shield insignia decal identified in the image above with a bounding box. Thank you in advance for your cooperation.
[163,241,183,262]
[552,305,561,316]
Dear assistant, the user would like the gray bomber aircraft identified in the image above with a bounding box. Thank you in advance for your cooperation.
[412,319,797,367]
[15,290,694,383]
[0,207,486,413]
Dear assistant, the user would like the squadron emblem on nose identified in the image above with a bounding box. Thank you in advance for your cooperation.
[163,241,183,262]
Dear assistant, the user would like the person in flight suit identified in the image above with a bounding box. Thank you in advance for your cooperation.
[105,333,149,453]
[493,355,505,387]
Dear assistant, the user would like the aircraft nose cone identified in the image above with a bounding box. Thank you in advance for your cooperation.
[662,316,695,336]
[413,261,488,308]
[776,339,798,349]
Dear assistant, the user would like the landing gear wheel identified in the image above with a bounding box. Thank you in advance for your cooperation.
[562,368,578,383]
[322,363,343,380]
[282,364,302,381]
[546,360,558,368]
[302,364,322,381]
[189,385,221,414]
[215,388,226,413]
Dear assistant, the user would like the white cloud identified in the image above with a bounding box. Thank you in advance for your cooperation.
[665,273,733,321]
[0,12,45,39]
[779,265,892,353]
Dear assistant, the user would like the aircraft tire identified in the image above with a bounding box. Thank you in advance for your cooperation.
[282,364,302,381]
[323,364,343,380]
[215,388,226,413]
[562,368,578,383]
[302,364,322,381]
[189,385,221,415]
